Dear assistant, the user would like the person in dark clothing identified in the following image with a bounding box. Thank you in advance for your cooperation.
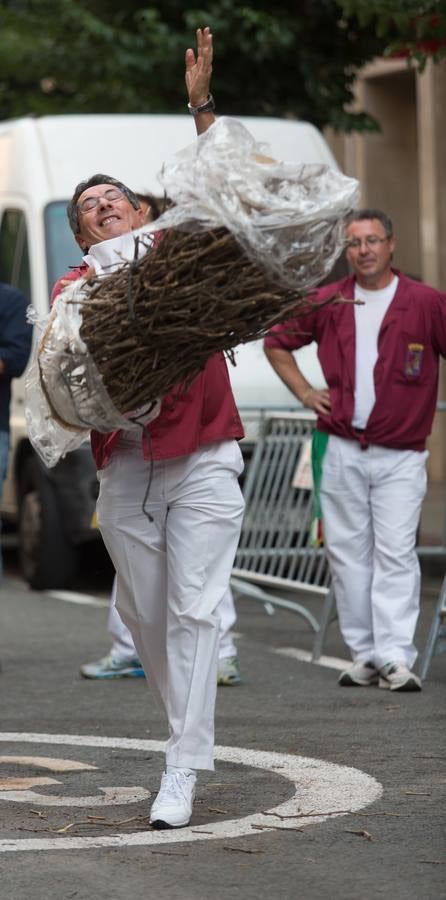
[0,282,33,580]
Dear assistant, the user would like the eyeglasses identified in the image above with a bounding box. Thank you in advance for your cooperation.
[346,236,390,250]
[78,188,126,214]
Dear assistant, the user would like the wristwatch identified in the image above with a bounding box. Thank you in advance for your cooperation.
[187,93,216,116]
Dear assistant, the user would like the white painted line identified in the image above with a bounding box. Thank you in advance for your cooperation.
[273,647,348,671]
[0,785,149,807]
[0,756,97,772]
[45,591,109,609]
[0,732,383,853]
[0,755,98,793]
[0,777,59,791]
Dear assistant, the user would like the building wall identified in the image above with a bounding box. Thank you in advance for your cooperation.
[326,58,446,481]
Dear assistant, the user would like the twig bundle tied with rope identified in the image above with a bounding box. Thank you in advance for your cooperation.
[79,226,308,415]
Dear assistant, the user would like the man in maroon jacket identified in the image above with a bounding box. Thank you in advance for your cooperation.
[264,208,446,692]
[52,29,245,830]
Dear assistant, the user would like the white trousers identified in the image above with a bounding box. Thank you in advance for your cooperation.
[96,441,245,770]
[320,436,428,668]
[108,580,238,661]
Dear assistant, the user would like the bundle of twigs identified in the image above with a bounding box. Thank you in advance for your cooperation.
[79,227,314,415]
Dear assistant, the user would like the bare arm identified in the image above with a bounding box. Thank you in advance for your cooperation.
[264,345,331,415]
[185,29,276,159]
[185,27,215,136]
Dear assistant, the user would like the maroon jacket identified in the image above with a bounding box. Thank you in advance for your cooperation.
[264,271,446,451]
[52,265,244,468]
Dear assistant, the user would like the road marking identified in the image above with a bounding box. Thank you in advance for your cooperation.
[0,777,59,790]
[44,591,109,608]
[0,754,149,807]
[273,647,348,671]
[2,580,110,608]
[0,756,96,772]
[0,732,382,853]
[0,785,150,806]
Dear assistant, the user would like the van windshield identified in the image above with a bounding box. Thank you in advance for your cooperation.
[45,202,82,293]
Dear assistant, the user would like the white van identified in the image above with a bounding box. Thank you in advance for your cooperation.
[0,114,333,588]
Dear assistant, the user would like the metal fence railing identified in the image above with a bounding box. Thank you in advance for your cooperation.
[232,404,446,663]
[238,402,446,559]
[231,412,335,660]
[417,400,446,559]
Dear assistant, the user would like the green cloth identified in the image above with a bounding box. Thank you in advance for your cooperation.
[311,429,329,522]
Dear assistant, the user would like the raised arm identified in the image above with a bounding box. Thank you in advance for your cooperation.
[185,27,215,135]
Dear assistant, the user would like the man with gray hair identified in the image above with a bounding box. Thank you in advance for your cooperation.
[66,175,143,244]
[51,28,245,830]
[265,208,446,691]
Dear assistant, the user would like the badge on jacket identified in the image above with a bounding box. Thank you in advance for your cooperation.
[405,342,424,376]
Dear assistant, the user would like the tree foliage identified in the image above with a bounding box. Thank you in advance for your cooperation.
[0,1,444,129]
[339,1,446,69]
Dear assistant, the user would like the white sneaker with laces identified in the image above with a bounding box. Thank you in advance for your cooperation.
[338,660,379,687]
[149,771,197,828]
[217,655,241,686]
[80,653,144,679]
[378,662,422,692]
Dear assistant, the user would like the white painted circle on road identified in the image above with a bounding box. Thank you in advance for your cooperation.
[0,733,383,853]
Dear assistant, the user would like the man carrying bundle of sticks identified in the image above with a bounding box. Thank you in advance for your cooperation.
[51,28,245,830]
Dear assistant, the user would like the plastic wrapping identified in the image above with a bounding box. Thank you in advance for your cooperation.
[150,116,359,290]
[24,352,89,467]
[25,237,161,468]
[26,117,358,468]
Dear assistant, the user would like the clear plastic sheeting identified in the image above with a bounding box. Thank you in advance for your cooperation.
[26,117,358,468]
[25,300,89,468]
[25,244,161,469]
[37,279,141,431]
[25,353,90,468]
[151,116,359,290]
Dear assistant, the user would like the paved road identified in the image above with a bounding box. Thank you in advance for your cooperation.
[0,557,444,900]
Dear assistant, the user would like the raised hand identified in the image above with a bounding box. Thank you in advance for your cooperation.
[185,26,213,107]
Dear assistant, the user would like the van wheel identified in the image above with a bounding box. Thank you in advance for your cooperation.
[18,456,78,590]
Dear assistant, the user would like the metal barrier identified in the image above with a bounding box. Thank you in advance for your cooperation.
[232,404,446,666]
[231,412,335,660]
[417,400,446,559]
[418,575,446,680]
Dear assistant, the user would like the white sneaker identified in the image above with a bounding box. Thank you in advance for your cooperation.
[378,662,422,692]
[338,660,379,687]
[217,655,241,686]
[80,653,144,679]
[149,771,196,829]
